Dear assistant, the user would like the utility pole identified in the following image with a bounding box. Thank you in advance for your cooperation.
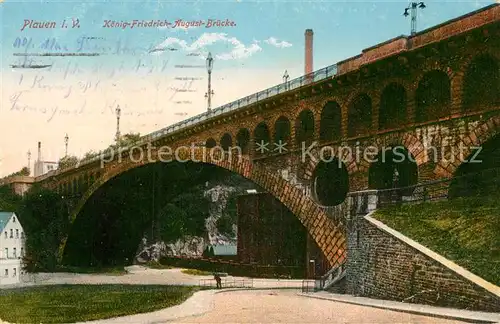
[64,134,69,157]
[205,52,214,112]
[151,166,155,243]
[27,150,31,171]
[115,105,121,144]
[404,2,426,35]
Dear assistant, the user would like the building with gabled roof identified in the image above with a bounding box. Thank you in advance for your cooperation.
[0,212,25,285]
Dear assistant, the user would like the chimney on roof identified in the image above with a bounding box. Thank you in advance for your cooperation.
[37,142,41,162]
[305,29,313,76]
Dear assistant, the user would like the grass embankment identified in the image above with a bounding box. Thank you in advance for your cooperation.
[145,261,174,269]
[181,269,212,276]
[0,284,198,323]
[373,196,500,286]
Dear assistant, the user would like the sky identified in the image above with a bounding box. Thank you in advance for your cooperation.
[0,0,496,176]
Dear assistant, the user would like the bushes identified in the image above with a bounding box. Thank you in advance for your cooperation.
[16,185,69,271]
[158,256,305,278]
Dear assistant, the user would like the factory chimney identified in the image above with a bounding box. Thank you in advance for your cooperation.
[37,142,41,162]
[34,142,42,177]
[304,29,314,82]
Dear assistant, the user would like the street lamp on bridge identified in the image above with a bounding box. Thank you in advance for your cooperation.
[404,2,426,36]
[64,134,69,157]
[283,70,290,90]
[115,105,121,144]
[205,52,215,112]
[27,150,31,171]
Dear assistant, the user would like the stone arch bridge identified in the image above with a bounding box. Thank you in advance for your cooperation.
[27,4,500,268]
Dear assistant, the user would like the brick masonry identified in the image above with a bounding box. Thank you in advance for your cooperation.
[345,194,500,312]
[57,148,347,267]
[28,6,498,269]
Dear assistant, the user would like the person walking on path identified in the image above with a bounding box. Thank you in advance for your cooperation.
[214,272,222,289]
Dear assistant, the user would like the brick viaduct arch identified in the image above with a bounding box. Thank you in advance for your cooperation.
[200,51,498,162]
[59,148,346,267]
[51,28,499,262]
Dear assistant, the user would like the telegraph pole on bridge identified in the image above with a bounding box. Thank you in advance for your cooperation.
[205,52,215,112]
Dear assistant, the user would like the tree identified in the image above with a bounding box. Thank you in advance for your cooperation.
[17,185,69,271]
[216,214,234,236]
[156,185,211,243]
[18,167,30,176]
[0,185,21,212]
[5,166,30,178]
[83,150,99,159]
[58,155,79,169]
[119,133,141,146]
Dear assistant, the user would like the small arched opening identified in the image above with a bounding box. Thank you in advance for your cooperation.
[348,94,372,138]
[463,54,500,113]
[205,138,217,149]
[253,122,271,156]
[415,70,451,123]
[295,109,315,146]
[236,128,250,154]
[274,116,291,147]
[319,101,342,142]
[220,133,233,151]
[379,83,407,130]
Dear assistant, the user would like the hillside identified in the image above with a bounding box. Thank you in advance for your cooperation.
[373,196,500,286]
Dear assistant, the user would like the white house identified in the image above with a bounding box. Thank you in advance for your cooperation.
[0,212,25,285]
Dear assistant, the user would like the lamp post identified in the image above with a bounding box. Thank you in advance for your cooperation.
[115,105,121,144]
[205,52,214,112]
[283,70,289,90]
[404,2,426,35]
[27,150,31,170]
[64,134,69,157]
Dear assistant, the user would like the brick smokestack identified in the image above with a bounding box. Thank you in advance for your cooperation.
[37,142,41,161]
[305,29,313,76]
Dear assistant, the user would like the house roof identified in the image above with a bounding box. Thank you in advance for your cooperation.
[210,245,237,256]
[0,212,14,232]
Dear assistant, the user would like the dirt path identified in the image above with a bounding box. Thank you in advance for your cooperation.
[170,290,466,324]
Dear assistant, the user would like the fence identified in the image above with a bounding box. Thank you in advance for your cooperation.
[376,166,500,208]
[301,280,322,293]
[199,278,254,289]
[159,256,305,279]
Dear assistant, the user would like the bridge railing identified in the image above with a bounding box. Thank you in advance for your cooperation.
[53,64,338,174]
[371,166,500,209]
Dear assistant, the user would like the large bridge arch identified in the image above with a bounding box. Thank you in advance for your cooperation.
[449,131,500,198]
[368,146,419,195]
[435,115,500,178]
[60,148,346,268]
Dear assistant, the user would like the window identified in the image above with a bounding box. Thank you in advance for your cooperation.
[13,248,16,258]
[15,229,19,238]
[13,268,16,277]
[4,248,7,258]
[21,248,24,257]
[10,229,13,238]
[4,269,8,277]
[13,217,15,223]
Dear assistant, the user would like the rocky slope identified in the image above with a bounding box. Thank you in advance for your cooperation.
[135,183,241,263]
